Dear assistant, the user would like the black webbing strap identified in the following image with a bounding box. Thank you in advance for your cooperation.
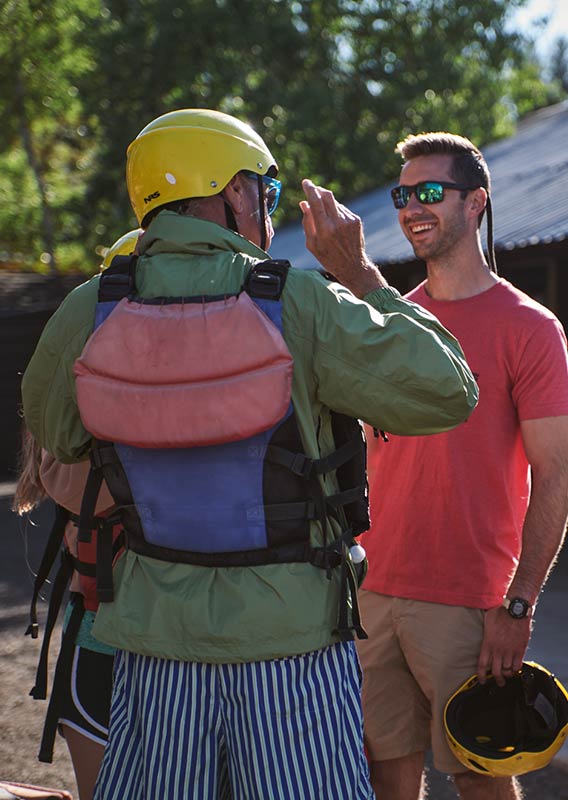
[77,466,103,545]
[265,445,314,478]
[36,595,85,763]
[265,432,361,479]
[70,556,96,578]
[332,542,368,641]
[25,504,70,640]
[263,500,317,522]
[325,486,366,509]
[313,433,362,475]
[29,548,75,701]
[96,518,116,603]
[98,254,137,302]
[77,444,118,544]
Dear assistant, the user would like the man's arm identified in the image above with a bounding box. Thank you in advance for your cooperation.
[477,415,568,685]
[22,277,99,462]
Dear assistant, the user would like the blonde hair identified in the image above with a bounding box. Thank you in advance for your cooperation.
[12,427,46,515]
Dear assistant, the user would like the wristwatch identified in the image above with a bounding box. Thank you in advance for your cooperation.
[502,596,532,619]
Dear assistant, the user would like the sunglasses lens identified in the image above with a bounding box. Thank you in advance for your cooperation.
[391,182,448,209]
[263,176,281,215]
[416,182,444,204]
[391,187,409,209]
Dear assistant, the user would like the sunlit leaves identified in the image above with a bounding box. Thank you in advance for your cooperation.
[0,0,563,273]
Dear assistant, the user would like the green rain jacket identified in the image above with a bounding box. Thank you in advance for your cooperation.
[22,211,478,663]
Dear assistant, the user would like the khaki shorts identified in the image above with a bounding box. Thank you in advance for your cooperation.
[356,590,485,774]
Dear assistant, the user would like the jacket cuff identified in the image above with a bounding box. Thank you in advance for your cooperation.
[363,286,402,311]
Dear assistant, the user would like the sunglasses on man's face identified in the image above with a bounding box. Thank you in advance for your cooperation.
[243,171,282,216]
[390,181,473,209]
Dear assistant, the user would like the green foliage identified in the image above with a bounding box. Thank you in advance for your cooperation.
[0,0,562,273]
[0,0,101,272]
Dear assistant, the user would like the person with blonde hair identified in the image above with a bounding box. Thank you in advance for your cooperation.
[13,429,116,800]
[12,229,140,800]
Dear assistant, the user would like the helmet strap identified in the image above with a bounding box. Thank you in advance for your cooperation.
[224,200,239,235]
[257,174,267,252]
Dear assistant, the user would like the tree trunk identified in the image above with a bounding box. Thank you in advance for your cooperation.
[14,71,58,275]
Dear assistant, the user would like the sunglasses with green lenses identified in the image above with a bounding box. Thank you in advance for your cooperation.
[243,171,282,216]
[391,181,473,209]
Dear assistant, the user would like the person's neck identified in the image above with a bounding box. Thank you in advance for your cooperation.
[424,248,498,301]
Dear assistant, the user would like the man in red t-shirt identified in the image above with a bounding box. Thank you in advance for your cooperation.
[357,132,568,800]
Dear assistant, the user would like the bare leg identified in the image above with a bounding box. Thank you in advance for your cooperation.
[369,752,427,800]
[453,770,523,800]
[61,723,105,800]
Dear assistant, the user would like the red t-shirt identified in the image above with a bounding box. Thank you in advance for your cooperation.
[361,279,568,608]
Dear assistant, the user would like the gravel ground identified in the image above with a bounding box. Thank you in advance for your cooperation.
[2,494,568,798]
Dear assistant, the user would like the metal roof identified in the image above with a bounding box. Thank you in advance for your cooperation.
[270,100,568,269]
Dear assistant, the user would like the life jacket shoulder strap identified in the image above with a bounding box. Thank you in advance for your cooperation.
[98,254,137,302]
[35,594,85,763]
[244,259,290,300]
[98,254,290,305]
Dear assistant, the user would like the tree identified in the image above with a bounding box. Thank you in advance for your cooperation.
[0,0,562,273]
[550,37,568,94]
[0,0,98,273]
[78,0,562,254]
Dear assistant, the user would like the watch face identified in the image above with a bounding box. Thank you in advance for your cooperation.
[509,598,529,618]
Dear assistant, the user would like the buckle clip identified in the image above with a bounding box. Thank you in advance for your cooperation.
[290,453,313,477]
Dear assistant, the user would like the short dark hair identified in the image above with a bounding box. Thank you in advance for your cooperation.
[396,132,491,200]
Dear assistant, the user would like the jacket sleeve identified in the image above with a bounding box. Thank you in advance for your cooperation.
[22,277,99,463]
[286,272,478,435]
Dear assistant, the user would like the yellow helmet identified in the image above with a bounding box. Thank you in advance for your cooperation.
[444,661,568,777]
[101,228,142,270]
[126,109,278,225]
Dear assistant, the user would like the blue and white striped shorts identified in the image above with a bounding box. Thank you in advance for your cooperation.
[93,641,373,799]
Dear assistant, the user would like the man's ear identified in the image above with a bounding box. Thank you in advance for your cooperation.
[222,173,246,215]
[468,186,487,219]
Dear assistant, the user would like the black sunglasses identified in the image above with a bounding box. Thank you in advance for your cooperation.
[391,181,474,209]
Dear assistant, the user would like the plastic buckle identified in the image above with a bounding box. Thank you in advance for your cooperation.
[247,271,281,299]
[290,453,313,477]
[25,622,39,639]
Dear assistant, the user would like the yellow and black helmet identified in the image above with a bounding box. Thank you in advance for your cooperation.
[126,109,278,225]
[101,228,142,270]
[444,661,568,776]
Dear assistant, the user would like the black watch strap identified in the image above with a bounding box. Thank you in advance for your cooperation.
[502,596,532,619]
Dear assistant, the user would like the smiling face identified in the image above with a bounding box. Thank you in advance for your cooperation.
[398,153,470,263]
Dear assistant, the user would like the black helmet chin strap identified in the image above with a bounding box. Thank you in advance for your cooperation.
[224,200,238,235]
[256,174,267,252]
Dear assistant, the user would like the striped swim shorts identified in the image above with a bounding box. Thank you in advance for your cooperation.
[94,641,372,799]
